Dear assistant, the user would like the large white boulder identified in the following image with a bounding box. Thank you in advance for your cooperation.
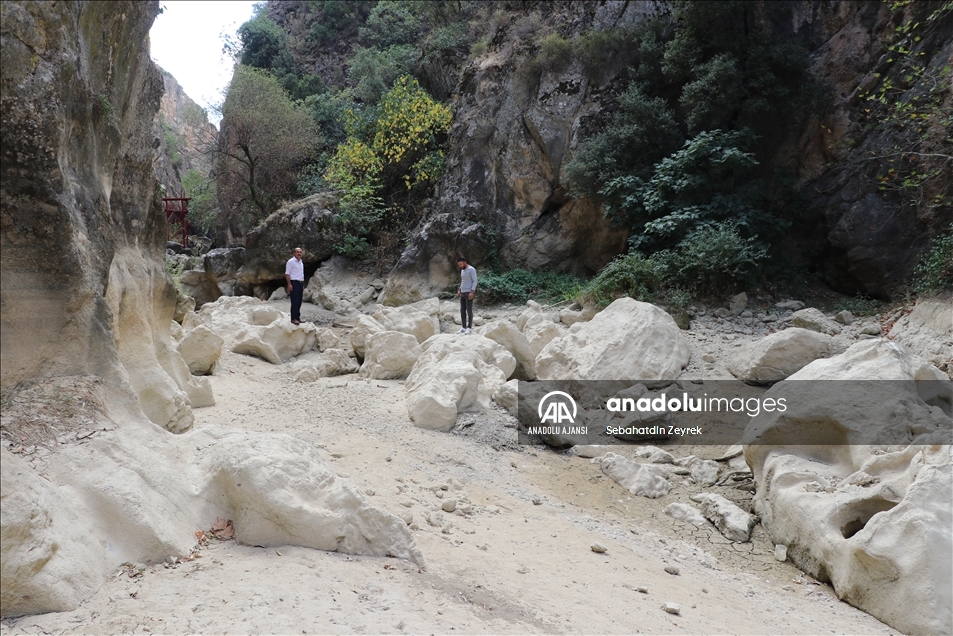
[360,331,422,380]
[0,418,423,618]
[1,450,106,616]
[480,319,536,380]
[349,314,385,360]
[405,334,516,431]
[888,294,952,378]
[232,320,318,364]
[728,328,841,385]
[373,303,439,344]
[536,298,691,381]
[176,324,223,375]
[743,339,952,636]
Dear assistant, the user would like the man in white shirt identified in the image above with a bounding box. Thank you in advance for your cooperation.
[456,256,477,334]
[285,247,305,325]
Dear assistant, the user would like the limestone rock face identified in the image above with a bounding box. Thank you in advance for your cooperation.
[236,193,343,285]
[379,214,495,305]
[0,1,208,433]
[360,331,422,380]
[0,422,424,618]
[888,294,953,378]
[405,334,516,431]
[743,339,952,635]
[1,450,105,616]
[728,328,841,385]
[383,3,648,298]
[536,298,691,381]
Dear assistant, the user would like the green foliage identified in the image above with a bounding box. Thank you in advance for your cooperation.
[535,33,573,72]
[581,222,766,304]
[658,221,768,293]
[216,66,321,232]
[564,84,683,197]
[347,44,418,104]
[324,76,451,252]
[913,223,953,295]
[360,1,421,47]
[423,22,469,64]
[181,169,218,235]
[574,27,632,80]
[306,1,374,48]
[238,11,286,69]
[478,269,582,304]
[857,1,953,212]
[602,129,783,253]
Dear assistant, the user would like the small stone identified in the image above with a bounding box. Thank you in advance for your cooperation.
[834,310,854,324]
[532,497,543,505]
[664,565,679,575]
[400,500,413,507]
[637,586,649,593]
[663,602,681,615]
[400,510,414,525]
[435,490,445,499]
[775,544,787,562]
[861,324,882,335]
[591,543,607,553]
[517,566,530,574]
[486,505,499,514]
[442,499,457,513]
[365,489,375,496]
[701,354,715,363]
[385,456,393,462]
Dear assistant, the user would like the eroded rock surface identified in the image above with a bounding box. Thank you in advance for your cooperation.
[743,339,952,635]
[536,298,691,381]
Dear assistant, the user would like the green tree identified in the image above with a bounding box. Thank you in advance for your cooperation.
[323,76,451,254]
[601,129,784,252]
[216,66,321,235]
[564,84,683,197]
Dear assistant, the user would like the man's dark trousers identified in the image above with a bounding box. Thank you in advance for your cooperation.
[290,280,304,322]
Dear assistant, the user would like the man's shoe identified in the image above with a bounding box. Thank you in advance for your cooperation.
[464,328,472,334]
[291,319,300,325]
[456,327,466,334]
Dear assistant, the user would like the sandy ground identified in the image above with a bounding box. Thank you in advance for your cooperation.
[1,301,898,635]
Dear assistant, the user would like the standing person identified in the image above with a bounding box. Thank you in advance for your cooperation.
[456,256,477,334]
[285,247,305,325]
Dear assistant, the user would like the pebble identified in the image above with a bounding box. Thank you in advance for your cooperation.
[701,354,715,363]
[775,544,787,562]
[663,602,681,615]
[591,543,607,553]
[664,565,679,575]
[532,497,543,505]
[365,489,375,496]
[441,499,457,513]
[637,586,648,593]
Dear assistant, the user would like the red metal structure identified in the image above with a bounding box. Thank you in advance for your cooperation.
[163,196,191,245]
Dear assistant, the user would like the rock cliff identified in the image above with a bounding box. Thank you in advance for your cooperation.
[152,67,217,197]
[1,2,421,617]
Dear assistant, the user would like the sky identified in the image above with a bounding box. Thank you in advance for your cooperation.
[150,1,260,125]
